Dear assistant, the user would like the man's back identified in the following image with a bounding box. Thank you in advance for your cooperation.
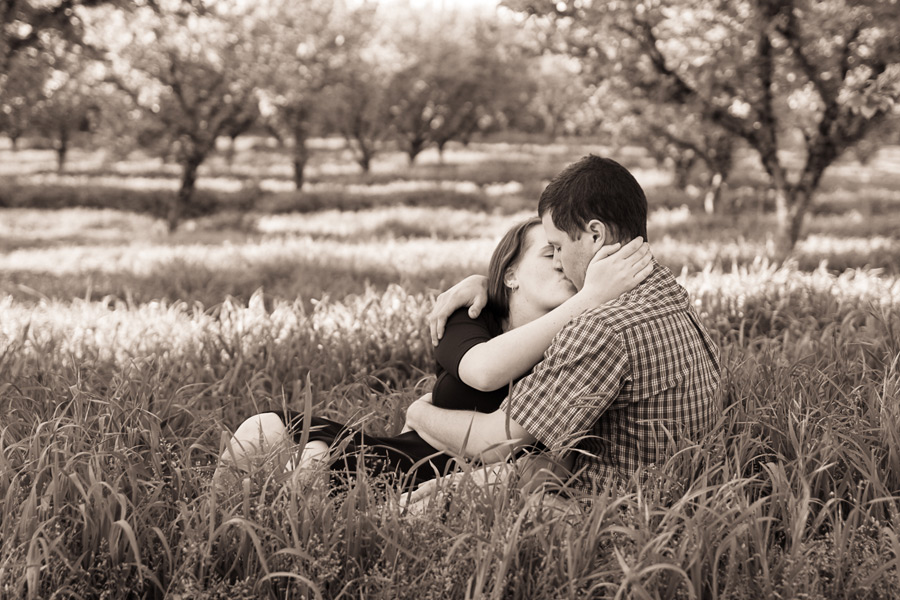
[501,262,721,492]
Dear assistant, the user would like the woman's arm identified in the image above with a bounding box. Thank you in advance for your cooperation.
[457,239,652,392]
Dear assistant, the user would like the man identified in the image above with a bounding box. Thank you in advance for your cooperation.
[405,155,721,497]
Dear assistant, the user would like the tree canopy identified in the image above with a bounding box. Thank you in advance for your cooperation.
[3,0,899,242]
[506,0,900,251]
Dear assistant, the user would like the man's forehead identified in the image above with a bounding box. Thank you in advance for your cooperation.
[540,213,565,241]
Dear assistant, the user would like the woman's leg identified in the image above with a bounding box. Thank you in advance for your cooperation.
[215,412,332,481]
[217,412,292,472]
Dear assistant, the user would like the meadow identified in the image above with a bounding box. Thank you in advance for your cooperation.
[1,139,899,599]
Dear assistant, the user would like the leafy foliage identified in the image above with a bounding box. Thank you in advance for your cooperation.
[507,0,900,251]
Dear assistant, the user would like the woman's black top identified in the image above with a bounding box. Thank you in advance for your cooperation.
[277,307,516,487]
[432,307,508,412]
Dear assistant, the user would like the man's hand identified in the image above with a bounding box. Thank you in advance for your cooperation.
[581,237,653,302]
[405,396,534,462]
[428,274,489,346]
[399,462,510,512]
[398,453,574,513]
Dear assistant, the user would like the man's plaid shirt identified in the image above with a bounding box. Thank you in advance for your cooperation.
[500,261,721,494]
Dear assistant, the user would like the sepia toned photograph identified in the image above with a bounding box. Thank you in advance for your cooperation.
[1,0,899,597]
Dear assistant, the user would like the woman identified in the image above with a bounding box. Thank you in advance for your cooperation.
[214,217,652,490]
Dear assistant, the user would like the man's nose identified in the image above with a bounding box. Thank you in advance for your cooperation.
[552,254,563,271]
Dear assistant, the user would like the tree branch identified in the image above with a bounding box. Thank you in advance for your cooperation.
[839,24,863,83]
[622,15,759,145]
[775,3,836,106]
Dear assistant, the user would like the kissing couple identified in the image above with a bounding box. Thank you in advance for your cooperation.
[215,155,721,507]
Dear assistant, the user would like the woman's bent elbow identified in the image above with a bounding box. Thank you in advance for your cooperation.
[459,366,506,392]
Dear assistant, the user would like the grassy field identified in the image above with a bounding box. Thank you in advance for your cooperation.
[1,140,899,599]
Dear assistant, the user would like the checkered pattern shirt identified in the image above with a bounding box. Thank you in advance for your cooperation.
[500,261,721,494]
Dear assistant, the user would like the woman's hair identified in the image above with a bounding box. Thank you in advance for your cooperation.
[486,216,542,321]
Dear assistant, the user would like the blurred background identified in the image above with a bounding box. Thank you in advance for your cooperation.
[2,5,900,596]
[1,0,899,307]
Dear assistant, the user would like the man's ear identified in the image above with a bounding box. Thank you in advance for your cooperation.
[586,219,607,247]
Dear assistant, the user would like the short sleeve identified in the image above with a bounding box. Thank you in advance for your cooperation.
[434,308,496,380]
[500,315,629,451]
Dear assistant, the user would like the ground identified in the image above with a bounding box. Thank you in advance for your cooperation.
[1,138,898,599]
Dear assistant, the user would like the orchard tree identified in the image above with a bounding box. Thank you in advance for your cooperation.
[322,50,394,173]
[524,53,594,140]
[0,48,47,149]
[386,11,526,164]
[508,0,900,254]
[30,43,102,171]
[646,116,735,215]
[1,0,119,70]
[91,0,261,230]
[1,1,134,149]
[431,17,535,155]
[600,90,737,214]
[252,0,376,188]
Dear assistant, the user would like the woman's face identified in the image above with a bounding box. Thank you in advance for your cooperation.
[507,226,577,313]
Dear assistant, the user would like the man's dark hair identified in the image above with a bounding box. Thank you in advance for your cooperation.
[538,155,648,243]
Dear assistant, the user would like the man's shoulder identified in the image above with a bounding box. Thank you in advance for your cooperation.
[571,264,690,333]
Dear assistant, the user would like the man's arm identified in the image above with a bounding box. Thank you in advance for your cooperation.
[499,315,629,453]
[405,394,536,464]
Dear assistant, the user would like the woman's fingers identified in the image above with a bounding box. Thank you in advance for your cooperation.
[428,275,489,345]
[616,236,645,259]
[588,238,647,269]
[621,242,651,269]
[467,293,487,320]
[630,246,653,270]
[428,297,452,345]
[588,242,621,264]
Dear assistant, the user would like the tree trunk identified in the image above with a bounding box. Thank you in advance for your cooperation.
[703,172,724,215]
[292,136,309,190]
[771,182,793,258]
[407,137,425,165]
[265,123,285,148]
[56,126,68,173]
[436,139,447,164]
[673,153,696,191]
[171,156,202,232]
[356,138,373,173]
[775,184,817,258]
[10,135,19,152]
[358,151,371,173]
[226,135,238,166]
[346,134,374,173]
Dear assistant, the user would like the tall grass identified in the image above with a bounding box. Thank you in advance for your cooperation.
[2,142,900,598]
[1,260,898,598]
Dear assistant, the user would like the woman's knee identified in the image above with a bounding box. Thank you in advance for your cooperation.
[236,412,287,442]
[222,412,289,467]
